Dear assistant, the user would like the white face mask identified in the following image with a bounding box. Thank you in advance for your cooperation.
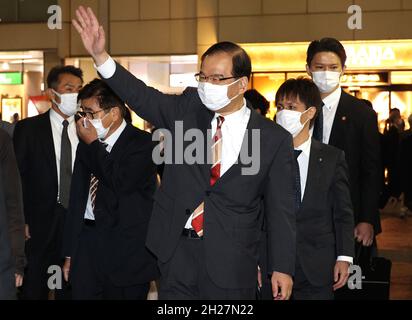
[89,112,113,140]
[197,78,241,111]
[311,71,341,94]
[276,109,310,138]
[52,89,79,117]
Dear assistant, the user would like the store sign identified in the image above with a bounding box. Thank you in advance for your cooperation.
[0,72,23,85]
[345,46,395,67]
[341,72,389,85]
[242,40,412,71]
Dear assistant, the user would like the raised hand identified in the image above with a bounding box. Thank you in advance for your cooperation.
[72,6,108,65]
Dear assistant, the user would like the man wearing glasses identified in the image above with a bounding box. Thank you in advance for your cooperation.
[62,78,158,299]
[73,6,296,300]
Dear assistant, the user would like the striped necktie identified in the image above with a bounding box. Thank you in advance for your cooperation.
[89,174,99,211]
[191,116,225,237]
[89,142,108,211]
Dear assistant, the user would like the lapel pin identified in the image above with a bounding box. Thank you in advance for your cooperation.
[319,158,323,162]
[342,116,347,121]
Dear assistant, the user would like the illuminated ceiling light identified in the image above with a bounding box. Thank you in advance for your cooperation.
[1,62,10,70]
[0,54,33,60]
[9,59,42,64]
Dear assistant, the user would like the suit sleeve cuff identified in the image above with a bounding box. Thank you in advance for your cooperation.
[337,255,353,264]
[94,56,116,79]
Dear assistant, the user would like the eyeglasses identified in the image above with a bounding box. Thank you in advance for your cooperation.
[78,108,111,120]
[194,73,238,83]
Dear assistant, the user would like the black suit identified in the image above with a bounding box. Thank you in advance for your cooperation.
[0,120,14,137]
[101,62,296,299]
[314,90,381,234]
[293,139,354,299]
[259,139,354,300]
[0,129,25,299]
[400,135,412,210]
[13,111,69,299]
[63,124,159,299]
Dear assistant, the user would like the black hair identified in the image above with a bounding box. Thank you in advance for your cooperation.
[244,89,269,116]
[124,106,133,123]
[275,77,323,129]
[389,108,400,114]
[78,78,127,118]
[47,65,83,89]
[306,37,347,67]
[201,41,252,80]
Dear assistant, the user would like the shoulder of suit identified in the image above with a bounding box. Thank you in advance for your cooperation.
[182,86,197,95]
[126,124,153,144]
[341,91,375,117]
[16,112,48,129]
[314,139,344,160]
[182,86,206,105]
[0,127,11,142]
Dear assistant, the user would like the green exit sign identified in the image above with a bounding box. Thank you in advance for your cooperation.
[0,72,23,85]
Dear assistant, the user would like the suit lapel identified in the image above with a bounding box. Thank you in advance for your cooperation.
[300,139,323,209]
[329,90,349,148]
[109,124,133,157]
[196,107,214,184]
[40,110,58,186]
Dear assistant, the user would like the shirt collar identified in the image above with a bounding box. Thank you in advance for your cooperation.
[214,98,248,123]
[102,120,127,149]
[322,87,342,110]
[295,136,312,158]
[49,107,75,125]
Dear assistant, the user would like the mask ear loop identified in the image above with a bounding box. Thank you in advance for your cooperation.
[300,107,313,127]
[103,108,115,131]
[51,89,60,106]
[227,78,243,102]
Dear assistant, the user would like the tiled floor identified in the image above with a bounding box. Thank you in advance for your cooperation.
[377,211,412,300]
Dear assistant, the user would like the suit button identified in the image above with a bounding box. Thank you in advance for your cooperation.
[205,191,210,196]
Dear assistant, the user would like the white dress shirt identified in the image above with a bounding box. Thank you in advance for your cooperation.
[84,120,127,220]
[320,87,342,144]
[49,108,79,202]
[184,102,251,229]
[295,137,353,264]
[95,56,117,79]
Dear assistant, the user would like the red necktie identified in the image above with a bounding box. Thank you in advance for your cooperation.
[191,116,225,236]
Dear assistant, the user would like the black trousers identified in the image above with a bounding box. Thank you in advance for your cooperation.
[21,203,70,300]
[292,260,334,300]
[158,235,256,300]
[0,267,16,300]
[70,223,149,300]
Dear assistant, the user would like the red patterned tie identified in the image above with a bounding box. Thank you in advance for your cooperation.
[191,116,225,237]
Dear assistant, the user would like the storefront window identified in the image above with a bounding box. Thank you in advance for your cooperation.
[251,72,285,120]
[242,40,412,126]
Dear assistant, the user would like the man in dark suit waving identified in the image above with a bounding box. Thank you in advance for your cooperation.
[275,78,354,299]
[73,6,296,300]
[62,79,158,299]
[306,38,381,248]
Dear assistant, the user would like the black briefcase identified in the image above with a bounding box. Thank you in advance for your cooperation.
[334,244,392,300]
